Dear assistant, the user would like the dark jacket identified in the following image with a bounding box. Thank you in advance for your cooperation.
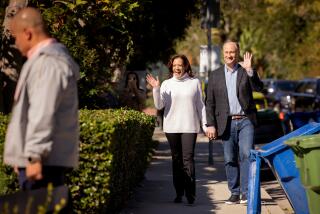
[205,65,263,136]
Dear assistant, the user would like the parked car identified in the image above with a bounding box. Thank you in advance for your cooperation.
[253,93,285,174]
[253,92,284,145]
[255,109,284,145]
[262,79,298,112]
[253,92,268,110]
[290,78,320,112]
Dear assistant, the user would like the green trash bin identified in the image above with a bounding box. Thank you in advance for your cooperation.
[285,134,320,214]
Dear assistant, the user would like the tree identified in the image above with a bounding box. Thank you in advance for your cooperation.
[0,0,27,114]
[220,0,320,79]
[1,0,198,109]
[126,0,197,70]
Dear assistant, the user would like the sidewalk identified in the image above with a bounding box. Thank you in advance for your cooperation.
[121,128,286,214]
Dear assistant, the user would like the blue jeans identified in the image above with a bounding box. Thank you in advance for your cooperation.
[221,117,254,197]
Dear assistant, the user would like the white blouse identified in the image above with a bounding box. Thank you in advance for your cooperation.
[153,74,207,133]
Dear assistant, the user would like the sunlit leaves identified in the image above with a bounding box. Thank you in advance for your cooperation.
[1,0,197,108]
[221,0,320,79]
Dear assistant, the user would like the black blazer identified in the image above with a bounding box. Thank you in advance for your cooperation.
[205,65,264,137]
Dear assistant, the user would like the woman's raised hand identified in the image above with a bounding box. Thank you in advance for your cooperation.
[146,74,160,88]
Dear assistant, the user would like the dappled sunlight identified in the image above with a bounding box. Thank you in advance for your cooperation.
[203,166,217,172]
[122,129,289,213]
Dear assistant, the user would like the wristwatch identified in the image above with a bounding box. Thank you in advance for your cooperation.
[28,156,41,164]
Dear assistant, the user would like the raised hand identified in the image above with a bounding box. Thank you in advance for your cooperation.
[242,51,253,72]
[146,74,160,88]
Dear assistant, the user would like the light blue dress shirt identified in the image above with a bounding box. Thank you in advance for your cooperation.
[224,64,244,115]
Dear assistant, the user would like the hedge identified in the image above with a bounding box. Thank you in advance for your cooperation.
[0,114,19,196]
[0,109,156,213]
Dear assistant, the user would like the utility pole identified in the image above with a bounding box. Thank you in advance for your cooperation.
[201,0,220,76]
[200,0,220,165]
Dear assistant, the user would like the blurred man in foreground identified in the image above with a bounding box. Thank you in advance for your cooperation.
[4,7,80,190]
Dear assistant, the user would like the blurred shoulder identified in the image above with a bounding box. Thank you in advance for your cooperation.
[209,66,224,78]
[188,76,200,83]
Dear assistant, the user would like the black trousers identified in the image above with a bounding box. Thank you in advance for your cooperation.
[165,133,197,198]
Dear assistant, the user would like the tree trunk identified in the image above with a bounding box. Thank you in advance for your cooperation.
[0,0,28,114]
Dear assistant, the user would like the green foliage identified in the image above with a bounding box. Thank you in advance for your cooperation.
[174,18,207,66]
[0,0,9,25]
[0,114,19,196]
[71,109,156,212]
[0,0,197,108]
[125,0,198,70]
[0,110,156,213]
[220,0,320,79]
[26,0,138,108]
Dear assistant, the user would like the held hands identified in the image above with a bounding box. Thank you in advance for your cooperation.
[206,126,217,140]
[146,74,160,88]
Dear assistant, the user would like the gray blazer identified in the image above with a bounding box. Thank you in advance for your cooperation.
[205,65,263,137]
[4,42,80,168]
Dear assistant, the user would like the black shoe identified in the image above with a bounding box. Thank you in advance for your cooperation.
[186,195,195,204]
[225,194,240,204]
[240,195,247,204]
[174,196,182,203]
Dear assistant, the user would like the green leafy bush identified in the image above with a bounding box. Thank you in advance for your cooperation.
[0,114,19,196]
[0,109,156,213]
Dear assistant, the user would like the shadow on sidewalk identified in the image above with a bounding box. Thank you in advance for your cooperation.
[120,135,227,214]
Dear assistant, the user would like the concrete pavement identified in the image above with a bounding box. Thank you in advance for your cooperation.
[121,128,286,214]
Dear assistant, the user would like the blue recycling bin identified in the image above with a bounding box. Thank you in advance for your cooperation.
[248,122,320,214]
